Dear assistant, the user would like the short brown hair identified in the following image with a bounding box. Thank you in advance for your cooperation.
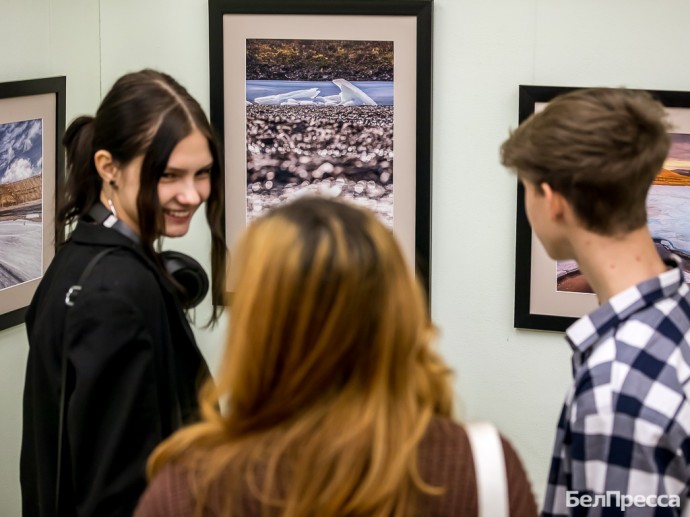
[501,88,670,235]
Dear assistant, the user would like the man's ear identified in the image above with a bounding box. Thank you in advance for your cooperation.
[540,182,569,222]
[94,150,118,184]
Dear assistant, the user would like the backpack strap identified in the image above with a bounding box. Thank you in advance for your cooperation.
[55,247,120,514]
[466,421,509,517]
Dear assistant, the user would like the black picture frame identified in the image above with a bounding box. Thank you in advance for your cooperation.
[0,76,66,331]
[514,84,690,332]
[208,0,433,293]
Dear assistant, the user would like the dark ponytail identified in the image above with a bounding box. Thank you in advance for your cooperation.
[58,115,100,233]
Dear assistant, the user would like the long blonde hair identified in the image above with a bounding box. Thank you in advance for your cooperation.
[148,196,453,516]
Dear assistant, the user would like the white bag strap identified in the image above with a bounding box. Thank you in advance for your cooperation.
[466,421,509,517]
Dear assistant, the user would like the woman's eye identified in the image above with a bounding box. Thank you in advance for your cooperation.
[196,168,211,178]
[161,171,177,179]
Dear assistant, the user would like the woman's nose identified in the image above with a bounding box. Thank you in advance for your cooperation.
[177,179,202,205]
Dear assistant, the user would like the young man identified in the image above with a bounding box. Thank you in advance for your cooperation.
[502,88,690,516]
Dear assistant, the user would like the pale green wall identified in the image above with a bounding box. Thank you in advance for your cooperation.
[0,1,101,514]
[2,0,690,514]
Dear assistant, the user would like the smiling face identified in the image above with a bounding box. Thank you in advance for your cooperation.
[157,128,213,237]
[103,128,213,238]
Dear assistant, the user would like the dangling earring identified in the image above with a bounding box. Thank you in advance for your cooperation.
[107,179,118,218]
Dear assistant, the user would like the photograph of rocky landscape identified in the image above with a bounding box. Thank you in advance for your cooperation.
[0,118,43,290]
[245,39,394,226]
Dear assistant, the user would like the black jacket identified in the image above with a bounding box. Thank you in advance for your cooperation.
[21,219,209,517]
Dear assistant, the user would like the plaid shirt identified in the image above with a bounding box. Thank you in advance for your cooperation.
[543,262,690,516]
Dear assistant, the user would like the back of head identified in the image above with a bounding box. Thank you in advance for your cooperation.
[501,88,670,235]
[227,196,434,423]
[149,196,452,516]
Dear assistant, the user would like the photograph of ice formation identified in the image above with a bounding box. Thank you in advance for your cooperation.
[245,39,394,226]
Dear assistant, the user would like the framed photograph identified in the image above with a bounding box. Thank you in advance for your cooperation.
[0,77,65,331]
[514,85,690,332]
[209,0,433,289]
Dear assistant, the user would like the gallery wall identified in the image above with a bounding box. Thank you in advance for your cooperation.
[0,1,101,514]
[1,0,690,514]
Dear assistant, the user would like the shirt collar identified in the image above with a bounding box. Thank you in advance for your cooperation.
[565,257,685,368]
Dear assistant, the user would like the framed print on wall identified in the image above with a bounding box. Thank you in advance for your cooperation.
[514,84,690,332]
[208,0,433,290]
[0,77,66,331]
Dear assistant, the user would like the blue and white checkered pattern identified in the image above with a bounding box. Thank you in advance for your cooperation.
[543,262,690,517]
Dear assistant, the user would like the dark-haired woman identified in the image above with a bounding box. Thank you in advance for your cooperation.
[20,69,227,517]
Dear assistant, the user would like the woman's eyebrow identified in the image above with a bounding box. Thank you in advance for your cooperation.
[165,162,214,173]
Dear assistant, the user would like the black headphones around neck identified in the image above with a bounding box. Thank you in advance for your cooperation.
[87,203,209,308]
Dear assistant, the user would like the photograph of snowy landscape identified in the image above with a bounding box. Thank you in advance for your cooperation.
[0,118,43,291]
[245,39,394,226]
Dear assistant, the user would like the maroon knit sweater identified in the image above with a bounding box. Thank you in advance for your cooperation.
[134,417,537,516]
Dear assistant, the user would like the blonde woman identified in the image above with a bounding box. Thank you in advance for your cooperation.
[135,197,537,516]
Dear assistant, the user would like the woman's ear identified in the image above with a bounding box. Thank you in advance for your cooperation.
[94,150,118,185]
